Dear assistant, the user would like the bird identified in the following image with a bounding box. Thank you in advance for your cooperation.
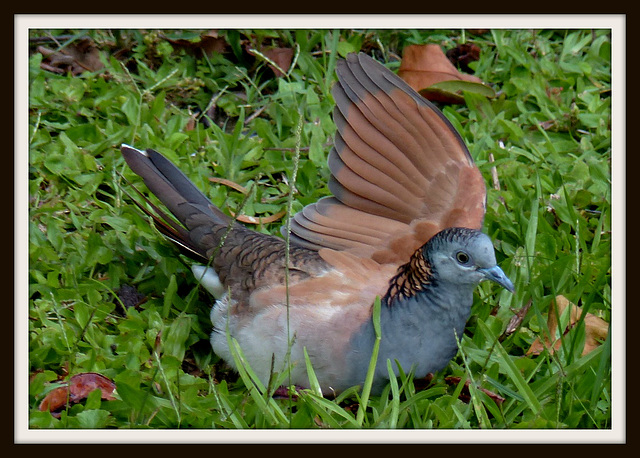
[120,52,514,396]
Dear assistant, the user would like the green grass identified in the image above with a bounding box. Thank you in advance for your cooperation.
[27,29,612,430]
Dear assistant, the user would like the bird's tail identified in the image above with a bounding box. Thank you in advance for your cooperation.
[121,144,328,301]
[120,144,235,262]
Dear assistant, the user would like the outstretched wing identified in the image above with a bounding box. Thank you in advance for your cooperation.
[288,53,487,265]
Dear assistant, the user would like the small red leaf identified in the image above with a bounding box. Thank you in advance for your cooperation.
[39,372,117,414]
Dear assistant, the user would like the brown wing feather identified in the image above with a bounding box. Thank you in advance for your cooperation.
[288,53,486,265]
[123,52,487,308]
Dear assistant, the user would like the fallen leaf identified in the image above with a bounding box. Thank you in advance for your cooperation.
[182,355,205,378]
[446,42,481,73]
[546,85,563,102]
[537,120,557,131]
[445,376,506,405]
[248,46,294,77]
[501,300,532,341]
[467,29,490,36]
[230,209,287,225]
[207,176,287,224]
[527,295,609,356]
[39,372,117,416]
[116,284,145,309]
[413,373,434,391]
[398,44,491,104]
[163,30,228,57]
[38,38,104,76]
[209,176,250,194]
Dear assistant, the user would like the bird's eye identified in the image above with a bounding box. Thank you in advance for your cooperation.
[456,251,470,264]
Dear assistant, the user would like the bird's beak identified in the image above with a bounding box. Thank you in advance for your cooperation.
[480,265,515,293]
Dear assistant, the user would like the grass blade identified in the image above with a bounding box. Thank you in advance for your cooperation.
[476,319,542,416]
[384,359,400,428]
[455,330,491,428]
[227,336,288,426]
[303,347,323,397]
[356,296,382,426]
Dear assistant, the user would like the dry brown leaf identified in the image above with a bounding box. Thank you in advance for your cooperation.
[209,176,250,194]
[398,44,483,103]
[163,30,228,57]
[39,372,117,415]
[445,376,506,405]
[467,29,490,36]
[38,38,104,76]
[537,120,557,131]
[446,43,481,73]
[208,176,287,224]
[116,284,146,310]
[527,295,609,357]
[502,300,532,340]
[229,209,287,225]
[248,46,294,77]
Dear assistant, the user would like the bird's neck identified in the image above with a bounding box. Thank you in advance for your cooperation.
[379,283,475,352]
[382,247,434,307]
[348,269,476,389]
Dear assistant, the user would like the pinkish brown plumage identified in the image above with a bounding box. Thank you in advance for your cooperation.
[121,53,513,395]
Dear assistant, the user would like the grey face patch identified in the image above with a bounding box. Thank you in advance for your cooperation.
[422,228,508,288]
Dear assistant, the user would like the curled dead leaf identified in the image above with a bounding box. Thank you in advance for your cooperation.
[527,295,609,357]
[229,209,287,225]
[399,44,482,85]
[501,300,532,341]
[398,44,495,104]
[208,176,287,224]
[38,38,104,76]
[209,176,250,194]
[39,372,117,416]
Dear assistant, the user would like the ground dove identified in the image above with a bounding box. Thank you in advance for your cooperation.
[121,52,514,395]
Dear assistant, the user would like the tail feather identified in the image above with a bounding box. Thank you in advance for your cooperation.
[121,144,235,262]
[121,144,330,305]
[119,173,209,262]
[121,145,232,227]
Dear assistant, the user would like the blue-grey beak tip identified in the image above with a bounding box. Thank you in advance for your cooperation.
[481,265,515,293]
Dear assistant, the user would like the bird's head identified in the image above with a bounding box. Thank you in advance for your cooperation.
[425,227,514,293]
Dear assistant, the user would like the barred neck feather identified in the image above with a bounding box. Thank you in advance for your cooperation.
[383,247,434,307]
